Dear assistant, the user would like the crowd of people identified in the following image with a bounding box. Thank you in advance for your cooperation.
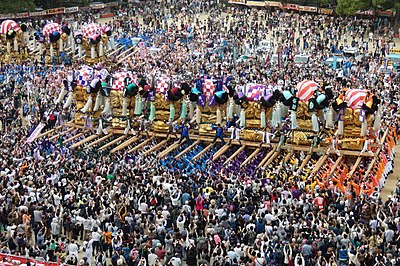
[0,1,400,266]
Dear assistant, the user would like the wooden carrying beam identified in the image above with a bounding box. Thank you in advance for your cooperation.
[257,149,275,168]
[117,49,138,64]
[348,156,362,177]
[64,130,89,144]
[87,133,114,148]
[127,136,155,153]
[241,148,260,167]
[364,128,389,177]
[144,139,168,155]
[110,136,139,154]
[263,150,281,168]
[329,155,343,176]
[212,144,231,162]
[175,140,200,159]
[297,154,311,174]
[99,135,127,151]
[116,46,135,60]
[36,125,63,139]
[193,143,214,161]
[283,152,292,164]
[311,155,328,175]
[157,140,185,159]
[364,157,377,178]
[49,127,75,141]
[107,45,124,57]
[224,145,246,165]
[70,134,99,149]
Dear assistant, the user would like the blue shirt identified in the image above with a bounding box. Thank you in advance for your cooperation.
[213,126,224,137]
[179,126,189,137]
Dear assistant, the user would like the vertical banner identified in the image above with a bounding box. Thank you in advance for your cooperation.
[26,123,46,143]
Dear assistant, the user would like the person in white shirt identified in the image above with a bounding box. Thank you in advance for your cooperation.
[227,124,242,146]
[168,255,182,266]
[91,228,102,256]
[148,250,158,266]
[256,127,275,148]
[68,239,79,260]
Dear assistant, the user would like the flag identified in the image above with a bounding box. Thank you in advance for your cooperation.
[246,84,265,101]
[26,123,45,143]
[156,75,170,94]
[202,79,215,97]
[77,65,94,86]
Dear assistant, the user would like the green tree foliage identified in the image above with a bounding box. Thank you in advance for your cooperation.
[0,0,36,13]
[336,0,400,15]
[34,0,90,9]
[336,0,370,16]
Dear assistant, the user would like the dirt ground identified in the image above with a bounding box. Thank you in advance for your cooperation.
[380,144,399,201]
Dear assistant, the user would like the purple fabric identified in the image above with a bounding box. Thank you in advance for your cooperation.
[197,95,206,107]
[147,90,155,102]
[208,95,216,106]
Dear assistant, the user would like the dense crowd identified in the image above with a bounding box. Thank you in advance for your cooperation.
[1,1,400,266]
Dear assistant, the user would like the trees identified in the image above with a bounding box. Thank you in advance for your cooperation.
[336,0,400,16]
[0,0,35,13]
[33,0,90,9]
[336,0,370,16]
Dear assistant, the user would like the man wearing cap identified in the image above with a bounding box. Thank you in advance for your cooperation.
[212,123,225,145]
[178,123,190,144]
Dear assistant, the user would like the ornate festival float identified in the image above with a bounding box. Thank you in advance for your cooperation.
[31,37,395,199]
[0,20,30,63]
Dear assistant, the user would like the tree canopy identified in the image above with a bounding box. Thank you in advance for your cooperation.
[0,0,35,13]
[336,0,400,16]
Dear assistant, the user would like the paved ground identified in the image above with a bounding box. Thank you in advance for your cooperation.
[381,144,399,201]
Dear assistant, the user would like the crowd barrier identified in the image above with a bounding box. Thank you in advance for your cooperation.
[0,253,70,266]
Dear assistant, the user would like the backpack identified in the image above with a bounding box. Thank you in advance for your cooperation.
[247,231,256,245]
[197,237,206,250]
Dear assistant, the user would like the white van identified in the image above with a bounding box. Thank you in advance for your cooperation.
[257,40,274,52]
[270,54,288,66]
[293,54,310,65]
[343,47,359,57]
[325,56,345,67]
[149,47,161,55]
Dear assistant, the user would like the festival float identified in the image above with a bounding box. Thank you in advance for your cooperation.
[34,58,396,200]
[0,20,26,63]
[78,23,110,63]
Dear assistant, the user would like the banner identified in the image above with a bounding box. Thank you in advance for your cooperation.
[90,3,105,9]
[247,1,265,7]
[0,14,15,19]
[0,253,72,266]
[377,10,395,17]
[298,6,317,13]
[265,1,282,7]
[100,13,114,18]
[228,0,247,4]
[30,11,47,16]
[26,123,45,143]
[16,12,29,18]
[46,8,65,15]
[356,9,375,16]
[389,49,400,54]
[319,8,334,15]
[106,2,119,7]
[283,4,299,11]
[65,7,79,13]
